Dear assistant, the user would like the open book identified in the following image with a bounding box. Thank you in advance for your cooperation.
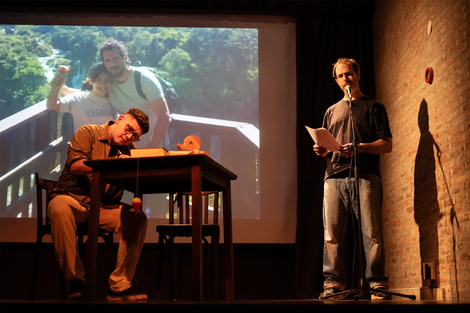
[305,126,342,152]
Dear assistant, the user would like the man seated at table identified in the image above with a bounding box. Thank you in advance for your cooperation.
[48,108,149,301]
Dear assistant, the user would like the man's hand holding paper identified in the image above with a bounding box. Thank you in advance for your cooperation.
[305,126,342,151]
[305,126,354,157]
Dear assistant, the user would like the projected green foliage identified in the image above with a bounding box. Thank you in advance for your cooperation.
[0,25,259,125]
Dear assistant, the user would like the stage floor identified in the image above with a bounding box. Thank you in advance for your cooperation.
[1,299,469,313]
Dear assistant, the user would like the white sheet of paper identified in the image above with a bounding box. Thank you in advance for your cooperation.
[305,126,342,152]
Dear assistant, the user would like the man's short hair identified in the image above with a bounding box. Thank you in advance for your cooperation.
[100,39,130,65]
[332,58,361,79]
[125,108,149,134]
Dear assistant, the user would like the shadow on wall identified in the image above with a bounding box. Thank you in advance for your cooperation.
[414,99,460,299]
[414,99,442,287]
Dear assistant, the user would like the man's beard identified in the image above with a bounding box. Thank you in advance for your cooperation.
[110,65,125,78]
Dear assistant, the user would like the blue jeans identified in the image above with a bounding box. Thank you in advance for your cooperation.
[322,173,388,289]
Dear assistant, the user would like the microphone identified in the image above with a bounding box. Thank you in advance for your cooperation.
[345,85,352,101]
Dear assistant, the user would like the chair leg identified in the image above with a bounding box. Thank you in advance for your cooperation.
[168,236,176,301]
[103,231,114,258]
[77,234,86,259]
[30,240,42,300]
[156,232,219,300]
[31,239,67,300]
[59,270,67,299]
[211,233,219,299]
[156,234,166,299]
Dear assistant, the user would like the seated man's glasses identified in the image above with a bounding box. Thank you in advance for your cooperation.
[122,116,140,142]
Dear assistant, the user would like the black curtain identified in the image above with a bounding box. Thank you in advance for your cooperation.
[294,4,376,298]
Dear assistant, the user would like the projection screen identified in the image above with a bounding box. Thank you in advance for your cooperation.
[0,13,297,243]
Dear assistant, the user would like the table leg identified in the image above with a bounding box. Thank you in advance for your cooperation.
[191,165,203,301]
[223,182,234,301]
[84,170,101,301]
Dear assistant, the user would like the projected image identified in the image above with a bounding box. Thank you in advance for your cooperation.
[0,25,260,220]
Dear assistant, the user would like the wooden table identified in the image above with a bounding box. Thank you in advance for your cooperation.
[84,154,237,301]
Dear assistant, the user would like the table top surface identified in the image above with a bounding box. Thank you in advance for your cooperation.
[84,154,237,194]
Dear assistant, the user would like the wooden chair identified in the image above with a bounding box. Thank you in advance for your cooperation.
[30,172,114,299]
[156,191,220,300]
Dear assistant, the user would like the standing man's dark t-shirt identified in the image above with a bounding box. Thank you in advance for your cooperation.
[322,96,392,179]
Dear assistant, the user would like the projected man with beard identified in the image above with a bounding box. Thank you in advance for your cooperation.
[99,39,172,148]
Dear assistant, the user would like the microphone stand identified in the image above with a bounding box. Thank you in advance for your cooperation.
[322,92,365,300]
[323,92,416,301]
[347,92,366,299]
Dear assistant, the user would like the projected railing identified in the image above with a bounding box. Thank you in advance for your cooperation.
[168,114,260,219]
[0,106,260,220]
[0,101,71,218]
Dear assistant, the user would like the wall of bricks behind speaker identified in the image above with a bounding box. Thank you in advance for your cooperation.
[373,0,469,300]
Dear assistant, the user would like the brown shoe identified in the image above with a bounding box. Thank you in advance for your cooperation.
[319,287,345,300]
[107,286,148,301]
[370,286,392,300]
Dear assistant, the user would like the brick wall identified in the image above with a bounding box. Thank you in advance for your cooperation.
[373,0,469,301]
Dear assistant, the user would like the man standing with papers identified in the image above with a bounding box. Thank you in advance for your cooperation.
[313,58,393,299]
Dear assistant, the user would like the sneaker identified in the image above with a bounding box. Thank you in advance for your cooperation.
[370,286,392,300]
[66,280,84,300]
[319,287,345,299]
[107,286,148,301]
